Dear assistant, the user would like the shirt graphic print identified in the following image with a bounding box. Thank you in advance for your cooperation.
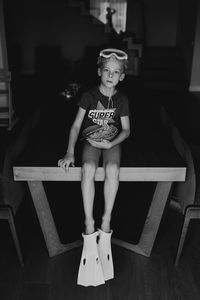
[82,100,118,141]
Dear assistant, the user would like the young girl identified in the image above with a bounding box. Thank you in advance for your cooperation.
[58,48,130,286]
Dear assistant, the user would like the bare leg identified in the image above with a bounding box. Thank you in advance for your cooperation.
[81,161,97,234]
[101,162,120,232]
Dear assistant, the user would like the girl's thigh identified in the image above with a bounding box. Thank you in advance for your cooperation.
[82,141,101,166]
[103,144,121,165]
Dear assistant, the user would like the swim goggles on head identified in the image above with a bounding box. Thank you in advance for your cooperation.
[99,48,128,60]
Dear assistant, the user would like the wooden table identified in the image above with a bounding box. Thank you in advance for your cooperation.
[13,165,186,258]
[12,98,187,259]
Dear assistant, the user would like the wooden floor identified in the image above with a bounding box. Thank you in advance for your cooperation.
[1,189,200,300]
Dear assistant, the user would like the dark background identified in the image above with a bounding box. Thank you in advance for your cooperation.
[1,0,199,246]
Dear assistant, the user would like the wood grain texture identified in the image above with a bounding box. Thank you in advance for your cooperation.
[13,166,186,182]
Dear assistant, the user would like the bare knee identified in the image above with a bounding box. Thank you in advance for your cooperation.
[82,161,97,180]
[105,162,120,181]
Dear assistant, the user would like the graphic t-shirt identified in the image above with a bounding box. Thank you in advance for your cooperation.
[78,86,129,141]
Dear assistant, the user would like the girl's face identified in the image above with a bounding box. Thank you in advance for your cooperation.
[98,57,125,89]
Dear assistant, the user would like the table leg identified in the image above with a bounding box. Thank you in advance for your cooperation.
[112,181,172,256]
[28,181,82,257]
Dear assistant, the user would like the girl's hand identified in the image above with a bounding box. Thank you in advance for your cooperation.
[58,153,75,171]
[87,139,112,149]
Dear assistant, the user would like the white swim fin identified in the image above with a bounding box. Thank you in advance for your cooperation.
[98,229,114,281]
[77,231,105,287]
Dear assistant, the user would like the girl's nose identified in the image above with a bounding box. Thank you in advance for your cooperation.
[108,71,113,78]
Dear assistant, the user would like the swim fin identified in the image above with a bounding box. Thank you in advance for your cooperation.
[77,231,105,287]
[98,229,114,281]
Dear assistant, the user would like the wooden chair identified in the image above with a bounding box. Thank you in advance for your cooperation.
[160,106,198,266]
[173,143,200,266]
[0,107,42,266]
[0,204,24,266]
[174,204,200,266]
[0,141,25,267]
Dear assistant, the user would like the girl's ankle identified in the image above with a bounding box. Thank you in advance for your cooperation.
[84,219,95,235]
[101,215,111,233]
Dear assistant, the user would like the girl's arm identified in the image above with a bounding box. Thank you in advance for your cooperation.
[58,107,86,169]
[110,116,130,147]
[87,116,130,149]
[66,107,86,155]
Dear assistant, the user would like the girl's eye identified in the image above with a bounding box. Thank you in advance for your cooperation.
[103,68,109,72]
[114,71,120,74]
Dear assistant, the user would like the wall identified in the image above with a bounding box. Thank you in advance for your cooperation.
[143,0,179,46]
[4,0,199,79]
[4,0,183,75]
[126,0,179,46]
[3,0,109,74]
[176,0,198,81]
[190,1,200,92]
[126,1,144,40]
[0,0,8,69]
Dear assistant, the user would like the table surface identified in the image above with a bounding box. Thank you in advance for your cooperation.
[13,95,186,170]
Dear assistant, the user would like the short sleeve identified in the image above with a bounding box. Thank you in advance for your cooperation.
[77,91,93,110]
[120,96,130,117]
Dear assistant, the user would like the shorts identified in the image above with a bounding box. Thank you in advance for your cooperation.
[82,141,121,167]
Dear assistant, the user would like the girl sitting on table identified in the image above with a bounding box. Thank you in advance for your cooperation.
[58,48,130,287]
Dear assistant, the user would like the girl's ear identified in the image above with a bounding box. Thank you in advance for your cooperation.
[120,73,125,81]
[97,68,101,77]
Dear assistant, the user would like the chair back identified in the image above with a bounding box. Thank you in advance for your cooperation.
[160,106,196,213]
